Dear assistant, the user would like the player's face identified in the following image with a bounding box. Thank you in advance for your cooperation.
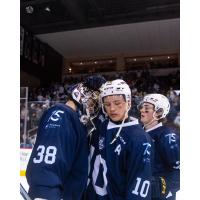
[103,95,128,121]
[139,103,155,125]
[81,89,99,117]
[86,98,96,114]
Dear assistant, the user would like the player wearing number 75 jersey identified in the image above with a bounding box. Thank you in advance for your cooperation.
[85,79,152,200]
[138,94,180,200]
[26,79,103,200]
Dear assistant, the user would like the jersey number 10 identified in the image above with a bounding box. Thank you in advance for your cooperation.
[132,177,150,197]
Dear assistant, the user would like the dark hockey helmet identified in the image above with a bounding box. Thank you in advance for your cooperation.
[67,83,100,123]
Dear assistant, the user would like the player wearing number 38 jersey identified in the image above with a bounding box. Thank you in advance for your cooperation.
[85,79,152,200]
[26,78,104,200]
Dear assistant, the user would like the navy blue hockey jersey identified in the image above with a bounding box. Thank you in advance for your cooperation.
[86,118,152,200]
[147,123,180,200]
[26,103,88,200]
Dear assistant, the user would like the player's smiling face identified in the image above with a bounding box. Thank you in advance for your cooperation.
[139,103,155,125]
[103,95,128,122]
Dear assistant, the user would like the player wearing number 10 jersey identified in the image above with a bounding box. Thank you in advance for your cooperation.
[26,81,102,200]
[85,79,152,200]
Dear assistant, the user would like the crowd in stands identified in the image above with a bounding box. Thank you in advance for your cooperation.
[20,69,180,145]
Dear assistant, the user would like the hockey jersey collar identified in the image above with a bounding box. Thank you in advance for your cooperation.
[145,122,163,132]
[107,118,139,130]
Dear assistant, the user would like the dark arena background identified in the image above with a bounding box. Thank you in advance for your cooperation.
[20,0,180,199]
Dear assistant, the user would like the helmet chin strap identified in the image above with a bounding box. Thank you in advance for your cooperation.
[143,111,158,130]
[87,110,100,146]
[87,110,99,137]
[110,103,130,144]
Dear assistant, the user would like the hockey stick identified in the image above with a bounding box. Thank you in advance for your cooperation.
[20,183,32,200]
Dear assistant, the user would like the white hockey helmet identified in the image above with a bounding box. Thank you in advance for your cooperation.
[100,79,131,114]
[142,93,170,119]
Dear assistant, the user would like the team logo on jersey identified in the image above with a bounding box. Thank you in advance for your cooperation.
[99,137,105,150]
[48,110,64,122]
[45,124,61,129]
[165,133,176,144]
[173,161,180,169]
[142,143,151,163]
[45,110,64,129]
[143,143,151,156]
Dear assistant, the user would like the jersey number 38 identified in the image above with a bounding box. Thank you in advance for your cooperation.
[33,145,57,164]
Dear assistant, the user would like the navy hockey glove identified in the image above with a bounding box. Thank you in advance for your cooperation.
[83,75,106,91]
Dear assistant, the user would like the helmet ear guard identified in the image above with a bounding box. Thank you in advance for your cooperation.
[137,101,143,111]
[155,108,164,119]
[155,108,164,114]
[126,100,131,111]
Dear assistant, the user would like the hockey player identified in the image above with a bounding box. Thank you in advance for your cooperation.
[26,76,105,200]
[85,79,152,200]
[138,93,180,200]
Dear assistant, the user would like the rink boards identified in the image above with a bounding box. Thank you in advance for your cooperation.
[20,148,32,192]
